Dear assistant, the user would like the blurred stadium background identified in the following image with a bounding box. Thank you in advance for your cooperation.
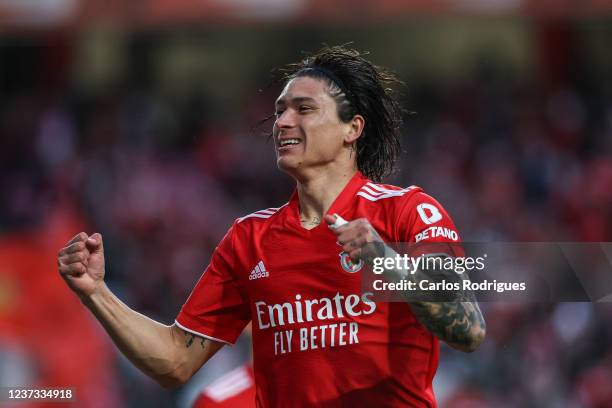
[1,1,612,407]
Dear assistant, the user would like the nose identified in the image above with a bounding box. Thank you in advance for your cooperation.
[274,109,296,130]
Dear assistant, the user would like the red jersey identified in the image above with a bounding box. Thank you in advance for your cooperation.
[176,171,461,407]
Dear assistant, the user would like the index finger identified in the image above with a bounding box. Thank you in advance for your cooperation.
[58,241,87,257]
[66,232,88,246]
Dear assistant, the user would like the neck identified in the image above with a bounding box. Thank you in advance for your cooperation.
[296,167,358,224]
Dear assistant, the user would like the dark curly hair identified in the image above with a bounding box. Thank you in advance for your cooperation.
[281,45,404,182]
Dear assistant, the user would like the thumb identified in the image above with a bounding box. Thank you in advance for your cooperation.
[323,214,338,226]
[325,213,349,230]
[86,233,104,253]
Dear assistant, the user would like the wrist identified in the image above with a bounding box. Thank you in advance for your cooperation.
[80,281,109,308]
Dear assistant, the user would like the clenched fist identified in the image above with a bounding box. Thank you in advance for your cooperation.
[324,214,386,264]
[57,232,105,299]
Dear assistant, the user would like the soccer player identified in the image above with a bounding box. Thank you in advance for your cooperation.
[57,46,485,407]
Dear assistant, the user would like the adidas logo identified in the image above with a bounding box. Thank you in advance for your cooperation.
[249,260,269,280]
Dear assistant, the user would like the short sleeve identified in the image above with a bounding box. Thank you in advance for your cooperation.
[175,224,250,345]
[397,191,463,257]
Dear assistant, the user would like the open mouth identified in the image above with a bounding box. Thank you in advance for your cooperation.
[278,138,302,148]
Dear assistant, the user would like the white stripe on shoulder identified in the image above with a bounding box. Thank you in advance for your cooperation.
[362,182,415,193]
[237,204,287,223]
[256,208,280,215]
[357,183,417,202]
[204,365,254,402]
[361,185,408,197]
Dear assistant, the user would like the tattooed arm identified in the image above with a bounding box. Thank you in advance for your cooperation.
[409,301,485,352]
[58,233,224,388]
[325,216,486,353]
[82,283,223,388]
[394,263,486,353]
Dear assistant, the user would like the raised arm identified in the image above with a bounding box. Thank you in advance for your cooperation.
[57,232,223,388]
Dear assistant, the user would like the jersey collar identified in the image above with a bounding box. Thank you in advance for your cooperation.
[287,171,369,231]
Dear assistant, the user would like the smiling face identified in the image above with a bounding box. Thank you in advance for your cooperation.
[273,76,359,180]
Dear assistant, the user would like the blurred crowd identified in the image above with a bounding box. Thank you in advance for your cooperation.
[1,28,612,407]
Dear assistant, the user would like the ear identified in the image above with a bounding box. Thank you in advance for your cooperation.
[344,114,365,145]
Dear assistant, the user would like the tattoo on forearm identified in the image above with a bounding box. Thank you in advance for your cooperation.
[410,267,485,348]
[369,247,486,349]
[185,333,195,348]
[410,299,485,348]
[184,333,208,349]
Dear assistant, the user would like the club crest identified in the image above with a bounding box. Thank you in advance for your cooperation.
[339,252,364,273]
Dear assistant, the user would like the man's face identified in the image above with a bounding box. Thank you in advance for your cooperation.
[273,76,350,176]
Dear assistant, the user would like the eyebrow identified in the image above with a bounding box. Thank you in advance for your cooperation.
[275,96,317,107]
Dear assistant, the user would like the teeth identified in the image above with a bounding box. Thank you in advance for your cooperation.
[280,139,301,147]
